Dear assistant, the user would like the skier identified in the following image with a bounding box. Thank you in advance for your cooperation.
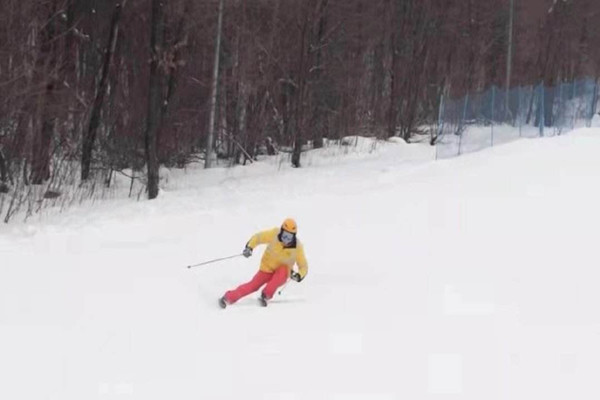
[219,218,308,308]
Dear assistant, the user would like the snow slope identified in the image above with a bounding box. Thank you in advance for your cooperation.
[1,130,600,400]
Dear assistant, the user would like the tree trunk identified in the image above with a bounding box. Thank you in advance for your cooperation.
[544,85,555,127]
[235,83,248,161]
[205,0,224,169]
[31,2,58,185]
[292,3,311,168]
[387,53,398,138]
[31,99,54,185]
[310,0,328,149]
[144,0,164,199]
[0,149,9,188]
[162,0,191,120]
[505,0,515,119]
[386,0,398,138]
[81,0,125,181]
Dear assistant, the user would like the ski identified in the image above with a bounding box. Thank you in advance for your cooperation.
[218,296,269,308]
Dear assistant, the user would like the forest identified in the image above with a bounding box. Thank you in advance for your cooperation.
[0,0,598,210]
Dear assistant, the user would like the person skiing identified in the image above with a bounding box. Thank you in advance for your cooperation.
[219,218,308,308]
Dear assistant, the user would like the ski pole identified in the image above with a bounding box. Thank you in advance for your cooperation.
[186,254,243,269]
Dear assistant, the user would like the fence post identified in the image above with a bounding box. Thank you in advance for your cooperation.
[458,93,469,156]
[571,80,577,129]
[539,82,545,137]
[518,86,523,137]
[558,81,564,135]
[589,78,599,128]
[491,86,496,146]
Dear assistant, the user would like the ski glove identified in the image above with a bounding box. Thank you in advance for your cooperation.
[290,271,303,283]
[243,246,253,258]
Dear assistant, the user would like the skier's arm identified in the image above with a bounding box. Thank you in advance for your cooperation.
[246,228,278,249]
[296,243,308,280]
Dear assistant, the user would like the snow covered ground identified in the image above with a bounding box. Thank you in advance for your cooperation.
[1,128,600,400]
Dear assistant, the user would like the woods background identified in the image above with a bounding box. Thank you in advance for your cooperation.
[0,0,599,213]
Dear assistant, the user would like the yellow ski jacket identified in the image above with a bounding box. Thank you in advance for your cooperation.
[247,228,308,279]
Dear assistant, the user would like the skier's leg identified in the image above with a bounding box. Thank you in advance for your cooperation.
[224,271,272,304]
[262,266,289,300]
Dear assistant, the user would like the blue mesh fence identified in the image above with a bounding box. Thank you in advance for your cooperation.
[436,78,600,159]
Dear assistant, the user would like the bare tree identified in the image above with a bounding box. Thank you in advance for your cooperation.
[81,1,126,181]
[505,0,515,119]
[144,0,165,199]
[205,0,224,169]
[30,1,61,185]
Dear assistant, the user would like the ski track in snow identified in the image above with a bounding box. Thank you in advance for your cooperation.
[2,130,600,399]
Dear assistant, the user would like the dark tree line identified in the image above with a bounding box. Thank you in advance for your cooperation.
[0,0,598,208]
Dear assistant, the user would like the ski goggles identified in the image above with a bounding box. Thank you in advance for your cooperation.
[280,230,295,244]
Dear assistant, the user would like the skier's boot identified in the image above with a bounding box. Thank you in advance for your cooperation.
[259,292,268,307]
[218,296,229,309]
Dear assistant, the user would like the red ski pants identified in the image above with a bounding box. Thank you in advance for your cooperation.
[224,266,288,304]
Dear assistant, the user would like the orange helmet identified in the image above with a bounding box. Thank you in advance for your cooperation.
[281,218,297,234]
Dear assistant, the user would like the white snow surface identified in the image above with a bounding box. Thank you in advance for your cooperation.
[2,130,600,399]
